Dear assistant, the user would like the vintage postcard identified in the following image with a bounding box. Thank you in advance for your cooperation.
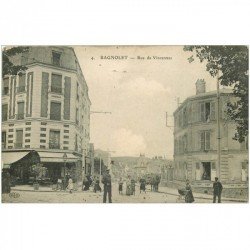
[1,45,248,203]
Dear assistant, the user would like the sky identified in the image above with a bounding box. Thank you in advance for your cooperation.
[74,46,217,158]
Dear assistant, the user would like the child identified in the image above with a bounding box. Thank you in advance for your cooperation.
[67,177,74,193]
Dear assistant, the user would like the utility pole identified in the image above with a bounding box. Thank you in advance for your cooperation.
[217,70,221,180]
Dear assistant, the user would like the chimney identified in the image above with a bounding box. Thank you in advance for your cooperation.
[195,79,206,94]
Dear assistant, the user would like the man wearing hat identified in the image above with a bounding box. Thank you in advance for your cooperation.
[102,169,112,203]
[213,177,223,203]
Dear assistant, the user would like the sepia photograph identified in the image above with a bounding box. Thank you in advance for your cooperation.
[1,45,249,203]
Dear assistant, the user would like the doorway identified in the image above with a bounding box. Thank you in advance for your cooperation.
[201,162,211,180]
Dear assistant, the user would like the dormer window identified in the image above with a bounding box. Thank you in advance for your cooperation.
[52,51,61,66]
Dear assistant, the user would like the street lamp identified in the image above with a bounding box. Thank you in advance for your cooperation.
[63,153,67,190]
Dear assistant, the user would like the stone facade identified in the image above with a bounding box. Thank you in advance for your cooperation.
[173,80,248,197]
[2,46,91,183]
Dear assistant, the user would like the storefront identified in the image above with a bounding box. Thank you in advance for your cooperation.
[1,150,40,185]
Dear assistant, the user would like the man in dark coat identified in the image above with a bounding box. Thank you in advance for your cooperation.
[102,169,112,203]
[213,177,223,203]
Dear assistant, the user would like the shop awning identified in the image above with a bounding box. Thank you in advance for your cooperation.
[38,152,80,163]
[1,151,31,165]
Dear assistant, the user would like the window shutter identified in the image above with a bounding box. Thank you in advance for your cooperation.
[200,103,205,122]
[19,74,26,87]
[205,131,210,150]
[210,102,216,120]
[200,131,205,150]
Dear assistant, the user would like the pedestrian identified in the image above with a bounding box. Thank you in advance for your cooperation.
[213,177,223,203]
[102,169,112,203]
[67,177,74,193]
[118,177,123,194]
[82,174,90,191]
[185,179,195,203]
[155,174,161,192]
[126,175,132,196]
[93,176,102,192]
[139,177,146,193]
[57,178,62,191]
[2,169,11,194]
[131,178,136,195]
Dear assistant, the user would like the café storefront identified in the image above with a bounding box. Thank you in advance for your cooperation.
[1,150,81,185]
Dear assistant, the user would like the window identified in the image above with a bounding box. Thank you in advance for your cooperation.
[64,135,69,139]
[241,162,248,181]
[40,145,46,149]
[41,122,47,125]
[17,74,26,92]
[200,131,211,151]
[76,82,79,100]
[2,104,8,121]
[15,129,23,148]
[63,147,69,150]
[2,78,9,95]
[63,141,69,144]
[200,102,215,122]
[183,107,188,127]
[76,108,79,125]
[64,130,69,133]
[40,128,46,131]
[52,51,61,66]
[25,145,30,148]
[2,132,6,149]
[240,137,248,150]
[183,134,188,153]
[50,102,61,120]
[25,133,31,137]
[9,129,14,132]
[26,122,31,125]
[51,74,62,93]
[49,130,60,149]
[25,127,31,131]
[25,139,30,143]
[40,139,46,143]
[17,102,25,120]
[8,134,13,138]
[40,134,46,137]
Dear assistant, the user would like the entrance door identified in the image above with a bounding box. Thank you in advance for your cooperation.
[201,162,211,180]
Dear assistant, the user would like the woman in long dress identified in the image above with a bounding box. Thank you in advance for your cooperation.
[185,180,195,203]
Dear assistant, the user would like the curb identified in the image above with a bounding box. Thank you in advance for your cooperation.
[158,190,248,203]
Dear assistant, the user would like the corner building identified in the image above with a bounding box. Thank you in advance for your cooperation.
[173,80,248,198]
[2,46,91,185]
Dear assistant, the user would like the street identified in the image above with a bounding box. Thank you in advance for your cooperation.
[2,183,237,203]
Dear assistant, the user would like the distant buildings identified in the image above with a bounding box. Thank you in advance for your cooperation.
[2,46,91,185]
[173,80,248,197]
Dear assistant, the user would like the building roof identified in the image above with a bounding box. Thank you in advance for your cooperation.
[174,88,233,115]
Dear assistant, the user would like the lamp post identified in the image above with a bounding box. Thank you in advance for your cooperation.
[63,153,67,190]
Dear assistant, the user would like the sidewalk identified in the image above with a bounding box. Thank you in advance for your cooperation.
[11,184,248,202]
[158,185,248,203]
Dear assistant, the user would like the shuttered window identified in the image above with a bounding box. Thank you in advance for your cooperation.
[210,102,216,120]
[18,74,26,92]
[200,103,205,122]
[200,131,211,151]
[50,102,61,120]
[3,78,9,95]
[2,104,8,121]
[51,74,62,93]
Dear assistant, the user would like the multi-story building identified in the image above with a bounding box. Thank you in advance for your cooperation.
[173,79,248,198]
[2,46,91,185]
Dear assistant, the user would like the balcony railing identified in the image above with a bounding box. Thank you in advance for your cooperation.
[16,86,26,93]
[15,143,23,148]
[49,143,60,149]
[17,113,24,120]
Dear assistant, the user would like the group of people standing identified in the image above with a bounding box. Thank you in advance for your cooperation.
[183,177,223,203]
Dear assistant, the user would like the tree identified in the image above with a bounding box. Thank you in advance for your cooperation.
[2,46,29,78]
[184,46,248,142]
